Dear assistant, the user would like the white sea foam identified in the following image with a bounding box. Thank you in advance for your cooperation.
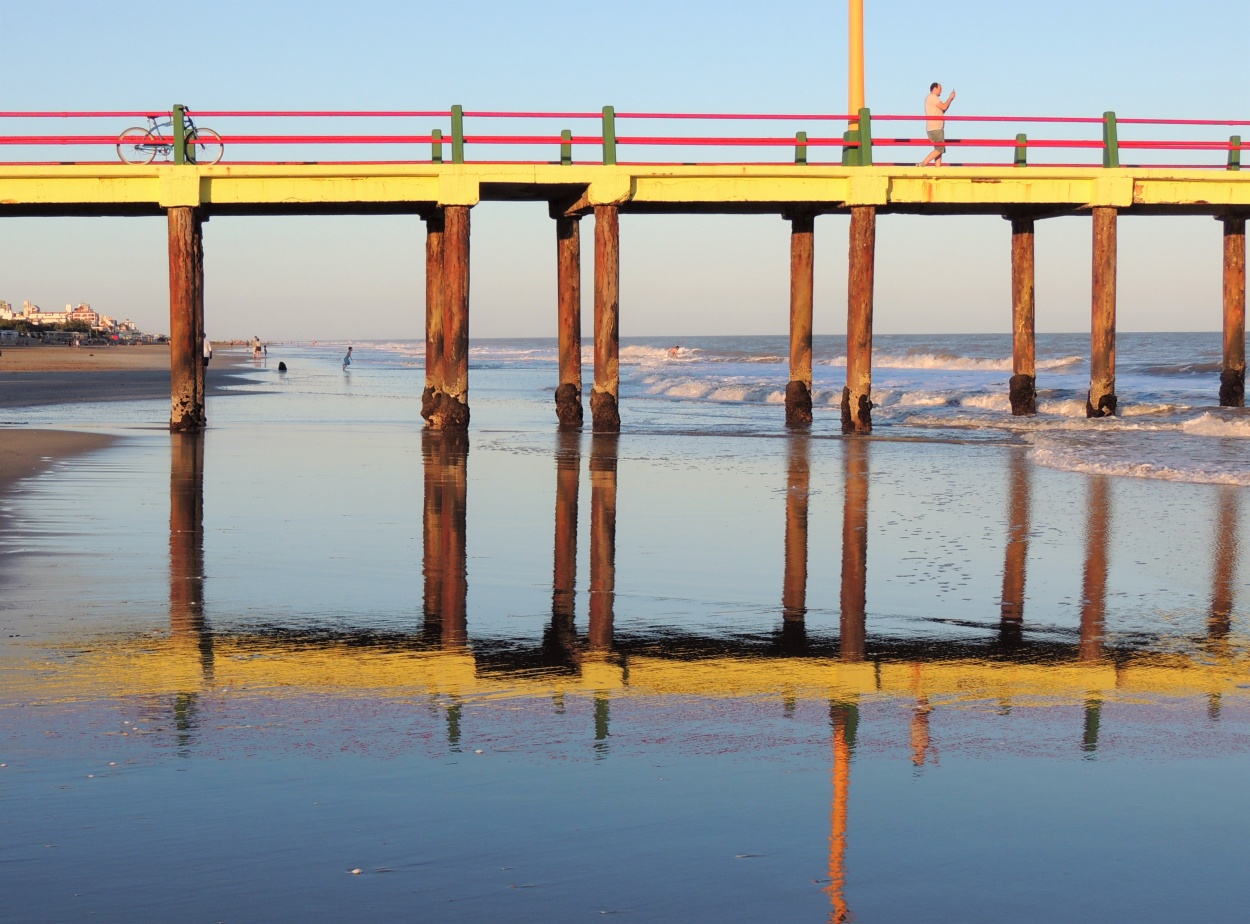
[1181,412,1250,438]
[821,352,1084,372]
[1029,443,1250,486]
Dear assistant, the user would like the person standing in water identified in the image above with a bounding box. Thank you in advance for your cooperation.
[342,346,353,370]
[920,82,956,167]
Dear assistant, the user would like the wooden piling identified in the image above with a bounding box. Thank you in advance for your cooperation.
[1087,207,1118,418]
[588,433,618,650]
[1079,476,1110,662]
[1221,216,1246,407]
[1009,216,1037,415]
[1000,450,1030,621]
[556,215,584,428]
[839,438,868,660]
[787,213,815,426]
[591,205,621,432]
[421,210,446,423]
[168,207,205,432]
[782,435,811,623]
[431,205,470,430]
[842,206,876,433]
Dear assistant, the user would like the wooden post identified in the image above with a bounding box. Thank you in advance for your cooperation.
[842,206,876,433]
[1088,207,1118,417]
[588,433,618,651]
[555,214,584,428]
[168,207,205,432]
[421,210,445,423]
[1079,476,1110,663]
[787,213,815,426]
[1009,216,1037,415]
[553,430,581,631]
[1000,450,1030,622]
[782,435,811,623]
[430,205,470,429]
[1220,216,1246,407]
[839,438,868,661]
[592,205,621,432]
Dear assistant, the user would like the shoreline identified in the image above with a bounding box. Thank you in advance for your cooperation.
[0,429,117,495]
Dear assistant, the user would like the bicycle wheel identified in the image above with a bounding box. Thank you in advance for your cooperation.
[117,126,157,164]
[186,127,223,165]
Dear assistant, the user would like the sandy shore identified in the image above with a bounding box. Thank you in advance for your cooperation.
[0,429,116,493]
[0,344,258,408]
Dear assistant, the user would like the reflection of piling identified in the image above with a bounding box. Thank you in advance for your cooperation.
[421,209,445,422]
[555,214,585,428]
[591,205,621,432]
[420,431,469,645]
[839,439,869,661]
[786,213,815,426]
[1210,487,1240,642]
[421,431,445,641]
[841,206,876,433]
[782,435,811,625]
[827,701,857,923]
[168,207,206,431]
[588,434,618,651]
[1079,477,1110,662]
[551,431,581,656]
[1221,216,1246,407]
[1087,207,1118,417]
[1000,450,1031,622]
[1009,216,1037,415]
[169,432,212,680]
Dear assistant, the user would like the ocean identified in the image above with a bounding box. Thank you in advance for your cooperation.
[1,331,1247,921]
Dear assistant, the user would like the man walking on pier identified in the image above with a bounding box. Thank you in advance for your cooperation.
[920,82,956,167]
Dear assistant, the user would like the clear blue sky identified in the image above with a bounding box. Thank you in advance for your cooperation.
[1,0,1246,340]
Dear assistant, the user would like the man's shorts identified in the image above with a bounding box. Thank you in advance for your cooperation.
[927,128,946,152]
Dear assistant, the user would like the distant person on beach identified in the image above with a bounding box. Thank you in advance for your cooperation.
[202,337,212,368]
[342,346,353,369]
[920,82,956,167]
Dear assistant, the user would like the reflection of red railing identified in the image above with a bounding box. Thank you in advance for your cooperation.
[0,107,1244,169]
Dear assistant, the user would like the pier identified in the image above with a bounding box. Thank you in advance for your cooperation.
[1,106,1248,431]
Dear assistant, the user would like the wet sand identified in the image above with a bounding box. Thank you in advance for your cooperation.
[0,344,257,408]
[0,429,116,491]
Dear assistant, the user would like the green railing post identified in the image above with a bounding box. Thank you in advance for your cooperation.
[1229,135,1242,171]
[601,106,617,166]
[794,131,808,166]
[451,105,465,165]
[857,107,873,166]
[1014,133,1028,167]
[560,129,573,166]
[841,127,859,167]
[172,103,188,165]
[1102,111,1119,168]
[431,129,443,164]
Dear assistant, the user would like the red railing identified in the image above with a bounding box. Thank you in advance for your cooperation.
[0,107,1244,169]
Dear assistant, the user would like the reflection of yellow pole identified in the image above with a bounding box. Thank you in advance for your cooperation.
[848,0,865,129]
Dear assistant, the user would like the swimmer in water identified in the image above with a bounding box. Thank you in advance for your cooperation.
[669,344,680,358]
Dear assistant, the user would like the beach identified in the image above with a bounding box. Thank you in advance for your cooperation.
[0,337,1247,922]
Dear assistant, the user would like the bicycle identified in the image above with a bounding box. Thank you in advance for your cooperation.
[117,113,223,165]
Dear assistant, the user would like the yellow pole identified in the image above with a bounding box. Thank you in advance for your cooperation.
[848,0,864,130]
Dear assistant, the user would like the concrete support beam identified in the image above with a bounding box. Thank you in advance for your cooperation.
[1009,216,1037,415]
[1087,207,1118,418]
[841,206,876,433]
[591,205,621,432]
[786,214,815,426]
[555,215,584,428]
[1221,216,1246,407]
[167,206,205,432]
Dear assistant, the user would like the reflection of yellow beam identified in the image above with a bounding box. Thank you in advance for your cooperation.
[1,164,1247,212]
[6,639,1248,706]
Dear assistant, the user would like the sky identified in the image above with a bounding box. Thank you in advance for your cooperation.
[1,0,1247,340]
